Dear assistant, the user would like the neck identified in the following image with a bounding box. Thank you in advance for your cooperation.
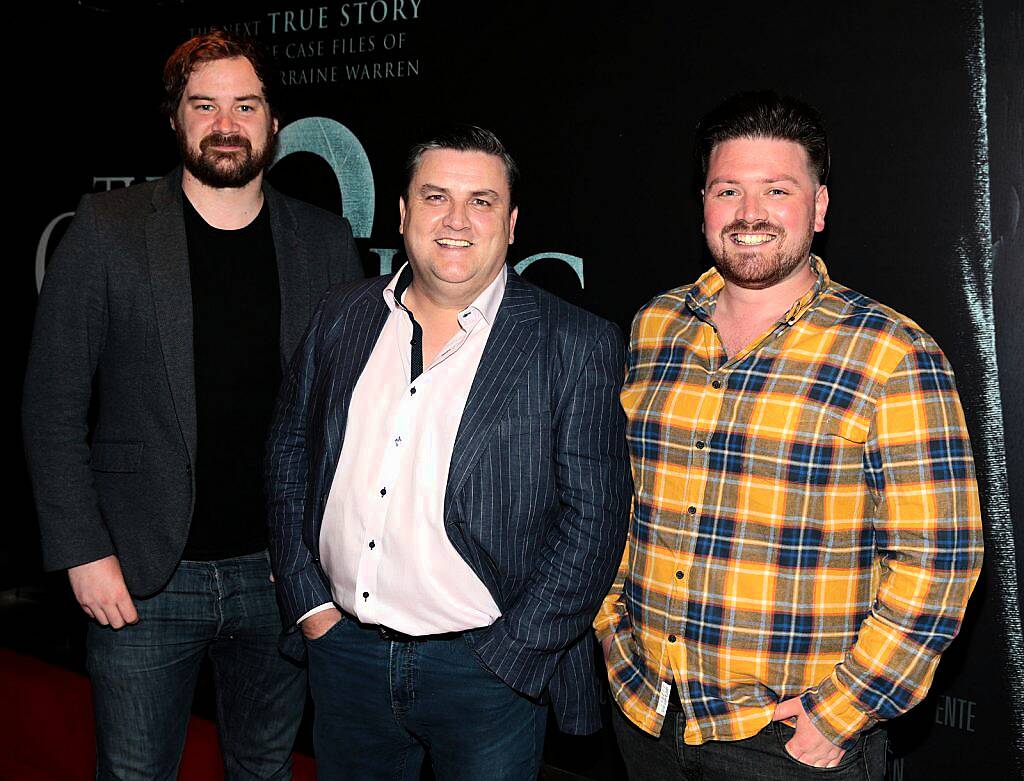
[181,169,265,229]
[716,258,816,322]
[405,270,501,319]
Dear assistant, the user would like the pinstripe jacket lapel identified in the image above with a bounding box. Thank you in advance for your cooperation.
[314,279,391,501]
[444,271,541,523]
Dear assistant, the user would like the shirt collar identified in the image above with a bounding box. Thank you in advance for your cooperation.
[685,255,832,325]
[383,262,508,327]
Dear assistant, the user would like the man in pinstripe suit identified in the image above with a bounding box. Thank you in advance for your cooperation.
[266,125,632,778]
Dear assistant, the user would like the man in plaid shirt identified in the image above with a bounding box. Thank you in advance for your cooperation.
[595,92,983,779]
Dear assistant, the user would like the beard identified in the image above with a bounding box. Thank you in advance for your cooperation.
[709,219,814,290]
[177,127,276,189]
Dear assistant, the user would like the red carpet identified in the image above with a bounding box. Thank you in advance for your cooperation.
[0,648,315,780]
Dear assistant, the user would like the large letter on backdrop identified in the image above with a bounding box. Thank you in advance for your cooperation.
[270,117,376,238]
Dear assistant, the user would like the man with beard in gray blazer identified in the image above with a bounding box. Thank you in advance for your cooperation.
[23,31,361,780]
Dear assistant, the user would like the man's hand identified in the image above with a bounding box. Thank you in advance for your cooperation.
[300,607,343,640]
[67,555,137,629]
[772,696,846,768]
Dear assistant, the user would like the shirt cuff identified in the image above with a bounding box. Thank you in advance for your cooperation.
[296,602,335,626]
[801,673,875,750]
[593,599,630,641]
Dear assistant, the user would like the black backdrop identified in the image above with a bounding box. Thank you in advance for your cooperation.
[12,1,1023,778]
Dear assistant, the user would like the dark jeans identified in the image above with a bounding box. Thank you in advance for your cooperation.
[306,614,548,780]
[87,552,306,780]
[612,702,887,781]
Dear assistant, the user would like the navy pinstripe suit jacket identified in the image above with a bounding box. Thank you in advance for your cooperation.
[266,268,631,734]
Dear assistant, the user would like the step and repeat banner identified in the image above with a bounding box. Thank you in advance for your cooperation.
[15,1,1022,778]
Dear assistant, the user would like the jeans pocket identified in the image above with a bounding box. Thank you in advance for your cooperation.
[306,614,347,645]
[773,722,863,773]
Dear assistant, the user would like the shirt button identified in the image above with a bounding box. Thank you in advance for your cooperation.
[676,571,684,580]
[380,488,387,497]
[410,387,417,395]
[695,440,706,450]
[362,591,370,600]
[368,540,376,550]
[687,505,696,515]
[711,379,722,389]
[668,635,677,643]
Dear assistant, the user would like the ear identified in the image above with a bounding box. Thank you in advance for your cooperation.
[508,206,519,245]
[271,116,279,136]
[813,185,829,233]
[398,196,408,235]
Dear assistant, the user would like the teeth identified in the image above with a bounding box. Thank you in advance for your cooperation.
[732,233,775,245]
[437,238,472,247]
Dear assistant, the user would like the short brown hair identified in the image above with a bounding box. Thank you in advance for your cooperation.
[404,124,519,211]
[695,91,830,186]
[161,30,277,119]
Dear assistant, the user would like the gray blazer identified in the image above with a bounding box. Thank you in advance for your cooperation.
[22,167,362,597]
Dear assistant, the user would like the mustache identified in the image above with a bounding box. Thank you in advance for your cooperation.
[721,220,784,235]
[200,133,252,153]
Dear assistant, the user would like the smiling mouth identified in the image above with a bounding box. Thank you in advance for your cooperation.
[436,238,473,248]
[730,233,777,246]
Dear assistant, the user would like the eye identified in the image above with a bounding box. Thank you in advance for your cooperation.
[470,198,492,208]
[424,193,446,202]
[768,188,788,196]
[237,104,256,113]
[195,104,215,112]
[716,188,738,197]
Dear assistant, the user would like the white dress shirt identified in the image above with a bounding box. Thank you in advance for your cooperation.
[305,264,505,634]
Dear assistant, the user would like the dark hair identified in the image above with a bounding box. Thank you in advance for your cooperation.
[404,124,519,210]
[161,30,278,120]
[695,91,830,185]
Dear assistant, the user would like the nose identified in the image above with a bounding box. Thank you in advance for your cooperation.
[212,111,238,134]
[738,192,767,224]
[443,200,469,231]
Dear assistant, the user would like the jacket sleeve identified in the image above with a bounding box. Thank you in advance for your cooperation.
[266,294,334,628]
[328,216,363,287]
[473,320,633,698]
[22,195,116,572]
[801,336,984,749]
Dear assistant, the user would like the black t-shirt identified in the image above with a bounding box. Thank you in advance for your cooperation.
[181,193,281,560]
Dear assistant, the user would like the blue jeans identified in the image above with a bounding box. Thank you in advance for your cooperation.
[612,702,888,781]
[306,615,548,780]
[86,552,306,780]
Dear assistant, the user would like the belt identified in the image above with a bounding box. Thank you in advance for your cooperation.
[341,610,473,643]
[375,624,467,643]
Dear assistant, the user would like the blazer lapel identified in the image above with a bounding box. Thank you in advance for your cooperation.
[146,169,198,462]
[444,272,541,522]
[266,184,312,368]
[316,281,391,495]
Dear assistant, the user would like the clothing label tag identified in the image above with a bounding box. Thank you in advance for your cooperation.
[656,682,672,716]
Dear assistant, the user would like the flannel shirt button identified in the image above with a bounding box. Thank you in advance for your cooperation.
[695,440,706,450]
[668,635,677,643]
[687,506,696,515]
[712,379,722,389]
[676,571,684,579]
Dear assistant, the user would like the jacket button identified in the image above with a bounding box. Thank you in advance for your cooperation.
[185,464,192,475]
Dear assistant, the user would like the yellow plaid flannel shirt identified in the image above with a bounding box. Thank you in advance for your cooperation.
[595,257,983,749]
